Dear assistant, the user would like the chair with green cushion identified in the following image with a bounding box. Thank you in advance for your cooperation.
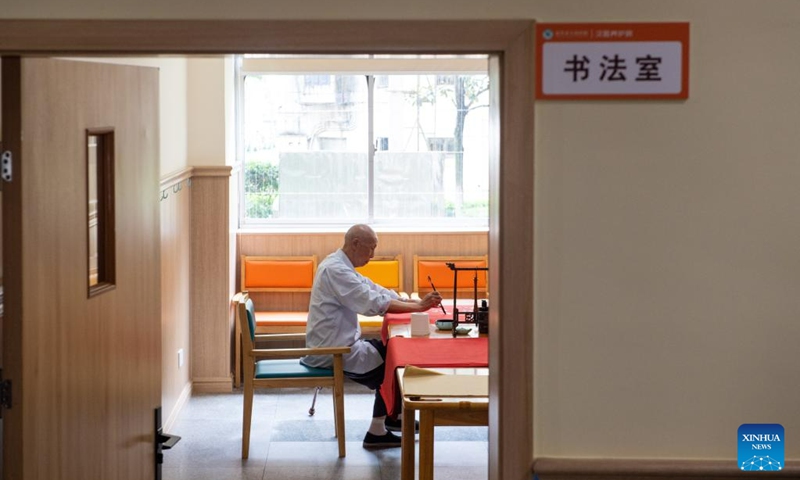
[234,291,351,458]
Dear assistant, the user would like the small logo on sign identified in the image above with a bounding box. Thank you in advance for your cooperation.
[738,424,784,471]
[543,29,553,40]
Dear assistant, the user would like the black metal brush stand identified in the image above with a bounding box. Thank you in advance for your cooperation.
[446,262,489,338]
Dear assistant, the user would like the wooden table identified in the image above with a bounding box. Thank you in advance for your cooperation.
[398,367,489,480]
[380,328,487,419]
[381,300,480,342]
[388,321,480,339]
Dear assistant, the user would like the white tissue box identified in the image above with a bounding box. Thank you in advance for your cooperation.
[410,312,430,337]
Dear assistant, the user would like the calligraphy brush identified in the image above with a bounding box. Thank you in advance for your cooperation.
[427,275,448,314]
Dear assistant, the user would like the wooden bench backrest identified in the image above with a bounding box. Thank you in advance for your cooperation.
[355,254,404,291]
[412,254,489,296]
[240,255,317,293]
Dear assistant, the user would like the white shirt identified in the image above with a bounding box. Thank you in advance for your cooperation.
[301,249,399,374]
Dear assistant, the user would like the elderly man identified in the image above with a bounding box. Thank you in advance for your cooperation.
[301,224,442,449]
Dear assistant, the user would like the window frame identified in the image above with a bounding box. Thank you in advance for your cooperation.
[235,54,491,231]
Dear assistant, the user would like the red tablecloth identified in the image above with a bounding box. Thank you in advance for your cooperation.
[380,336,488,417]
[381,299,479,343]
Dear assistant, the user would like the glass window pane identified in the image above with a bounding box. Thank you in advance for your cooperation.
[243,74,369,221]
[373,74,489,221]
[87,129,116,297]
[88,135,99,287]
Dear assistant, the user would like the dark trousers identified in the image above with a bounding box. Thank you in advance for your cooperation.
[343,338,398,418]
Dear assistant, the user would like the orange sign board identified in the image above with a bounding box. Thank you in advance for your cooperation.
[536,23,690,100]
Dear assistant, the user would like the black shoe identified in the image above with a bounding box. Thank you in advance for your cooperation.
[384,417,420,434]
[363,431,402,449]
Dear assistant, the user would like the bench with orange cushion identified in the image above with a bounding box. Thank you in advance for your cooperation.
[240,255,316,334]
[240,255,398,335]
[412,254,489,298]
[241,255,317,293]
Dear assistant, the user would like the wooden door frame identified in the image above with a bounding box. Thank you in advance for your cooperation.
[0,19,535,480]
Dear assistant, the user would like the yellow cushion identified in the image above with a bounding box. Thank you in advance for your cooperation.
[244,259,314,289]
[357,314,383,328]
[356,260,401,289]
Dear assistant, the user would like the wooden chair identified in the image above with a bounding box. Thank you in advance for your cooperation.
[235,255,317,388]
[234,291,351,458]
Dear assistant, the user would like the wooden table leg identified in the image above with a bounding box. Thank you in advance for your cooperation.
[418,410,435,480]
[401,406,416,480]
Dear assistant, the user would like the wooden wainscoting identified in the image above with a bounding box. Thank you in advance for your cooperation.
[160,167,193,428]
[191,166,232,393]
[161,166,234,398]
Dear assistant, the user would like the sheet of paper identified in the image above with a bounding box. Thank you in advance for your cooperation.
[403,365,445,377]
[403,370,488,397]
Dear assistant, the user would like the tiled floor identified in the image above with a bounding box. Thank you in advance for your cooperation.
[163,380,488,480]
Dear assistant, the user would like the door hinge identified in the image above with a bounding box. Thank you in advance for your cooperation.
[0,369,11,410]
[1,150,12,183]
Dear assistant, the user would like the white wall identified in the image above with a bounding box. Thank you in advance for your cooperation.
[158,58,189,175]
[187,57,227,167]
[11,0,800,462]
[532,1,800,459]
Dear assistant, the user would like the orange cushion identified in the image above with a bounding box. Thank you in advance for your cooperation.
[244,260,314,289]
[356,260,400,289]
[418,260,487,290]
[255,311,308,327]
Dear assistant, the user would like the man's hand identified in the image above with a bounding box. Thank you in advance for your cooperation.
[386,291,443,314]
[419,291,442,310]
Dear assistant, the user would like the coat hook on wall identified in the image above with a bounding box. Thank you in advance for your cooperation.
[160,178,192,202]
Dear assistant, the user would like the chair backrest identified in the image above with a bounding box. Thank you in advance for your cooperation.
[412,254,489,296]
[240,255,317,292]
[235,292,257,348]
[355,254,404,292]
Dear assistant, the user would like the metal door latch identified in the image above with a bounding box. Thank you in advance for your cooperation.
[1,151,12,182]
[154,406,180,479]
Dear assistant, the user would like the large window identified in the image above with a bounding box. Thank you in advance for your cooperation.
[236,55,490,229]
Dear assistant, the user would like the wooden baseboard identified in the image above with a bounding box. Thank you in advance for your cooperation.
[192,377,233,393]
[533,458,800,479]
